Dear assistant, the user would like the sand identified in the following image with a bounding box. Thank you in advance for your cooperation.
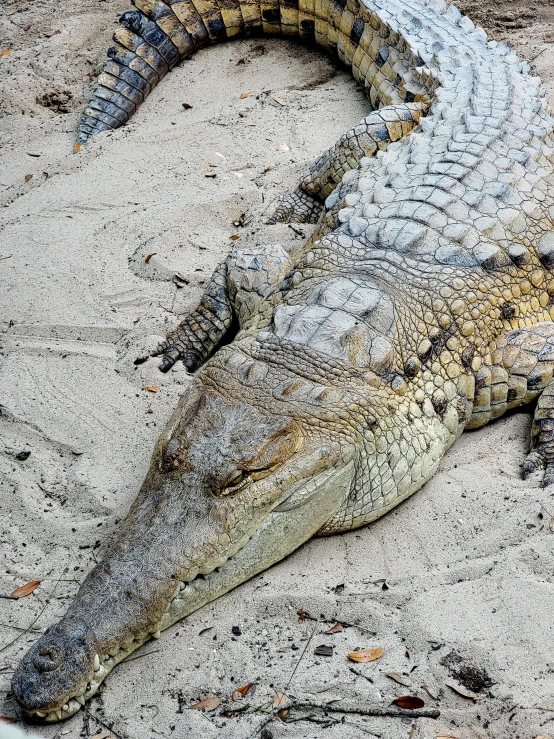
[1,1,554,737]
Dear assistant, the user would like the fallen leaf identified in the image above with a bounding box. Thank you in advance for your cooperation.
[182,103,193,109]
[231,683,253,701]
[236,57,247,65]
[314,644,334,657]
[1,49,10,57]
[74,142,81,153]
[240,91,255,99]
[0,717,16,723]
[144,385,158,393]
[91,732,112,739]
[231,234,239,241]
[279,142,290,151]
[297,609,312,623]
[347,647,384,663]
[188,696,221,711]
[144,253,157,263]
[391,696,425,710]
[273,691,289,720]
[11,580,40,598]
[272,96,286,106]
[204,167,217,177]
[324,622,343,634]
[436,735,460,739]
[445,681,478,701]
[386,672,412,687]
[264,162,275,172]
[24,174,33,182]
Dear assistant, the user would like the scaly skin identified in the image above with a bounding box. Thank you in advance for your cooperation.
[12,0,554,723]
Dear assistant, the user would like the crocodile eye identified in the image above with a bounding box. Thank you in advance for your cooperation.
[226,471,246,488]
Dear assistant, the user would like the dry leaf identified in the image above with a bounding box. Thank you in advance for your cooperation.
[144,253,157,263]
[188,696,221,711]
[240,91,255,99]
[74,142,81,153]
[279,142,290,151]
[273,691,289,720]
[386,672,412,687]
[24,174,33,182]
[11,580,40,598]
[264,162,275,172]
[445,681,478,701]
[231,683,253,701]
[144,385,158,393]
[0,717,16,723]
[204,167,217,177]
[1,49,10,57]
[391,696,425,710]
[230,234,239,241]
[182,103,193,109]
[436,735,460,739]
[347,647,384,663]
[297,609,311,623]
[272,96,286,106]
[324,621,343,634]
[91,732,112,739]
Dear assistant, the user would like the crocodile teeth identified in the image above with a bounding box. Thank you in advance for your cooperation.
[76,695,85,706]
[62,703,69,712]
[36,711,47,718]
[55,709,62,720]
[48,712,57,721]
[152,630,161,639]
[93,654,100,671]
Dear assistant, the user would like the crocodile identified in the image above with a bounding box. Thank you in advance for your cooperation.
[12,0,554,724]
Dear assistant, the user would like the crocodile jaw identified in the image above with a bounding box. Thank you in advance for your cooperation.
[12,460,354,723]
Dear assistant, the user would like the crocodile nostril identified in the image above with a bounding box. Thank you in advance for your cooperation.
[33,645,64,672]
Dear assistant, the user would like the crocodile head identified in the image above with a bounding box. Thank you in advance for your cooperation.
[12,363,356,721]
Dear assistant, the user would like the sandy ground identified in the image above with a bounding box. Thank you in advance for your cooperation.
[1,1,554,738]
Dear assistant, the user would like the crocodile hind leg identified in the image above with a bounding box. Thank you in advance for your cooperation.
[153,244,292,372]
[268,102,427,224]
[524,383,554,487]
[466,321,554,486]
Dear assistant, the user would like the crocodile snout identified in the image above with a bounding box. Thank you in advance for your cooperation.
[12,619,95,720]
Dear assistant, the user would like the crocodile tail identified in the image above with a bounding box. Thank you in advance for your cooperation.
[78,0,275,143]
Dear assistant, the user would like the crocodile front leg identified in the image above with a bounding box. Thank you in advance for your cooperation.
[268,102,427,224]
[153,244,292,372]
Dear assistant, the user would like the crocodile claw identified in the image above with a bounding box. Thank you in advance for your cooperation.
[523,450,554,488]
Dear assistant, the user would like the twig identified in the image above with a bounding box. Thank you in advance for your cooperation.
[82,708,123,739]
[121,648,160,664]
[285,615,320,691]
[247,699,440,737]
[288,700,440,719]
[349,666,374,683]
[0,623,42,632]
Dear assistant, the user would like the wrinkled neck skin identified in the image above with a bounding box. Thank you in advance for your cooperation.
[12,346,362,722]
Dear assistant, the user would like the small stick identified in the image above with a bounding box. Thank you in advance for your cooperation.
[287,700,440,719]
[82,708,123,739]
[121,648,160,664]
[247,698,440,736]
[349,666,374,683]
